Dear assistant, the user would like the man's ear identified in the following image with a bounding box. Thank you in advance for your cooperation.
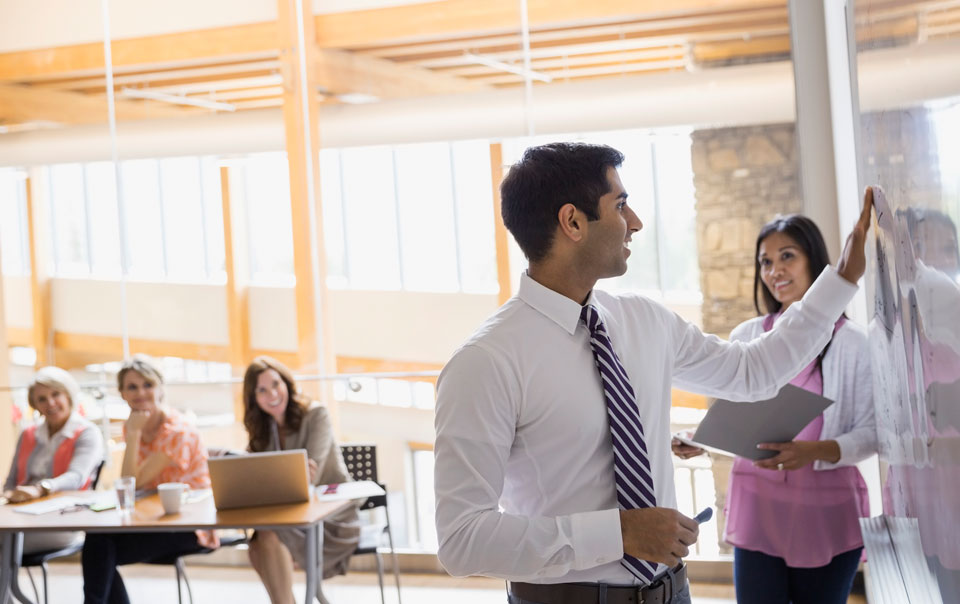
[557,203,585,243]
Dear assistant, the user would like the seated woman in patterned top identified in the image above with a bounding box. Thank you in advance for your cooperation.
[81,355,217,604]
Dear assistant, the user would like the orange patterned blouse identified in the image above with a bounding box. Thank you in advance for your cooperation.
[127,409,217,548]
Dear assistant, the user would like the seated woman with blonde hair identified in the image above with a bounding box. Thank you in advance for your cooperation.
[3,366,103,553]
[82,355,217,604]
[243,356,360,604]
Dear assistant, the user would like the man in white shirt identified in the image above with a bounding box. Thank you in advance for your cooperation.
[434,142,873,604]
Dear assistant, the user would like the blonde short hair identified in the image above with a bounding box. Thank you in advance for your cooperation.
[116,354,165,391]
[28,366,81,410]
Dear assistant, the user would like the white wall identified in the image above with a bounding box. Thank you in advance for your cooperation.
[4,277,503,363]
[247,285,299,352]
[2,275,32,328]
[51,278,229,344]
[329,289,499,363]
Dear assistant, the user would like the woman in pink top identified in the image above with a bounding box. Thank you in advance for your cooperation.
[673,215,876,604]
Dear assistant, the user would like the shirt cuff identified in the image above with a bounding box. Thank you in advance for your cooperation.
[801,266,858,322]
[570,508,624,571]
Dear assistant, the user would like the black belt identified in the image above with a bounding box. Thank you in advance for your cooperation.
[509,563,686,604]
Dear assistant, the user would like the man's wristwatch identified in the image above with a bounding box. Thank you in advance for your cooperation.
[38,479,54,496]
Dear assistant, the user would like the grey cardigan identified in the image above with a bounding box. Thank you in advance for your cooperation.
[729,316,877,470]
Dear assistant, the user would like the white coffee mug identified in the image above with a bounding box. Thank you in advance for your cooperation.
[158,482,189,515]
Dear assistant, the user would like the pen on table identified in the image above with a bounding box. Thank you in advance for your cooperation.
[694,507,713,524]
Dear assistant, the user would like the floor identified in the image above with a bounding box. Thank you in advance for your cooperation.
[16,563,867,603]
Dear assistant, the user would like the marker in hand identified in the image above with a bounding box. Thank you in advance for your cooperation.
[694,507,713,524]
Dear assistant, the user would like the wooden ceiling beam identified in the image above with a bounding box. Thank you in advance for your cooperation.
[0,83,191,126]
[0,22,278,82]
[37,59,281,91]
[360,6,786,58]
[414,22,788,69]
[476,57,686,85]
[314,48,488,97]
[439,46,684,77]
[314,0,787,48]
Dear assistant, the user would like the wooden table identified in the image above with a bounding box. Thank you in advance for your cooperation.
[0,491,354,604]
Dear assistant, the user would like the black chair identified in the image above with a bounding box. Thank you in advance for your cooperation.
[340,443,401,604]
[21,459,106,604]
[145,446,248,604]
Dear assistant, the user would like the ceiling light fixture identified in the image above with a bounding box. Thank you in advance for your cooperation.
[464,52,552,83]
[120,88,236,112]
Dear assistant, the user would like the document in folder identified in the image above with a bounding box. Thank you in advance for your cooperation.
[689,384,834,460]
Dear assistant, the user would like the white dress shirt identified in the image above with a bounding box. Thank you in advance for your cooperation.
[434,267,857,585]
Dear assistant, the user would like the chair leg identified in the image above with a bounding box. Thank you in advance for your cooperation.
[24,566,39,604]
[41,562,50,604]
[374,550,385,604]
[173,558,185,604]
[179,559,196,604]
[385,524,401,604]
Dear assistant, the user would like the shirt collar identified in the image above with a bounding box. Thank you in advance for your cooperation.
[40,412,83,443]
[517,271,600,335]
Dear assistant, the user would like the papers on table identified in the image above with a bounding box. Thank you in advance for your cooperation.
[314,480,384,502]
[11,492,116,515]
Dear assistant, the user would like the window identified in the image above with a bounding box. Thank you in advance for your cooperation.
[333,376,436,409]
[411,448,438,550]
[242,152,295,284]
[320,140,498,293]
[84,162,122,276]
[44,156,225,282]
[503,129,701,301]
[120,159,165,278]
[48,163,90,275]
[395,143,460,292]
[0,168,29,275]
[340,146,403,290]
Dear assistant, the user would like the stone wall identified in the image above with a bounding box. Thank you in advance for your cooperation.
[692,123,802,336]
[691,109,941,337]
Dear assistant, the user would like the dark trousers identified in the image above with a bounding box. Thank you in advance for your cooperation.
[733,546,862,604]
[82,531,201,604]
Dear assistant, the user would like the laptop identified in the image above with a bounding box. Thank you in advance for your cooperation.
[208,449,310,510]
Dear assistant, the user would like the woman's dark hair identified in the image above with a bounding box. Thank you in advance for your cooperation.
[243,356,309,453]
[753,214,832,315]
[500,142,625,262]
[753,214,838,369]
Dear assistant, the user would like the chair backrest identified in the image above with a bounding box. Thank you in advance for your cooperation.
[340,443,378,482]
[90,459,106,490]
[339,443,385,511]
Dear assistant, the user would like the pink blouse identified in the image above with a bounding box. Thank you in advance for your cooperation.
[723,315,869,567]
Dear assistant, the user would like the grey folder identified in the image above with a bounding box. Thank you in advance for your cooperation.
[690,384,834,460]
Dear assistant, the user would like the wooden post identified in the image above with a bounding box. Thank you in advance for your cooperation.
[277,0,338,425]
[0,244,15,475]
[25,174,52,367]
[221,165,251,423]
[489,143,513,305]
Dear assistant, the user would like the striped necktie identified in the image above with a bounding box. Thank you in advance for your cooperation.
[580,304,658,582]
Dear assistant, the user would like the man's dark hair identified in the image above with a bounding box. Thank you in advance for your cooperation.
[500,142,625,262]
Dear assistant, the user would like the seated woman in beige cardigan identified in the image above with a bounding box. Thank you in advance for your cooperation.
[243,356,360,604]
